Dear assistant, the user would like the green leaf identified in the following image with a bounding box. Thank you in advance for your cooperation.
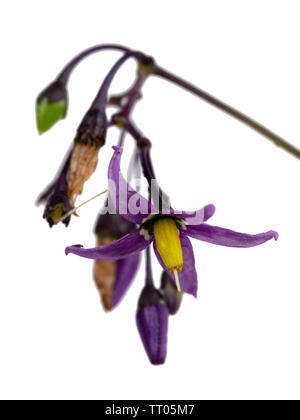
[36,98,67,134]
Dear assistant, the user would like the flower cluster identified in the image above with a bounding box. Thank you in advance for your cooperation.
[36,43,296,365]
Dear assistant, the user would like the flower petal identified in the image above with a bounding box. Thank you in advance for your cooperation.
[66,229,152,260]
[170,203,216,224]
[153,232,198,297]
[108,146,156,224]
[113,253,141,308]
[185,224,278,247]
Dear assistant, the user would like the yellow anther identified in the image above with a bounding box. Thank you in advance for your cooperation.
[153,217,183,275]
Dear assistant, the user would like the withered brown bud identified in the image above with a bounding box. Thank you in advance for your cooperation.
[93,213,137,311]
[75,110,107,148]
[93,237,116,311]
[67,110,107,207]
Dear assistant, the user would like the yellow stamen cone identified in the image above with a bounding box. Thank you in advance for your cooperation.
[153,218,183,275]
[174,270,182,293]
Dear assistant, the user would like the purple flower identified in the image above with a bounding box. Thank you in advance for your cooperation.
[65,146,278,297]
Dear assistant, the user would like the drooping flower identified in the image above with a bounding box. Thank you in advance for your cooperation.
[37,149,73,227]
[93,212,139,310]
[65,146,278,297]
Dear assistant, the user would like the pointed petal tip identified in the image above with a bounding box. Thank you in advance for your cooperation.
[206,203,216,219]
[65,244,83,256]
[112,145,123,154]
[270,230,279,241]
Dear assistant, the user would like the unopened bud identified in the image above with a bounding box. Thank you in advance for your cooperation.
[136,285,168,365]
[36,80,68,134]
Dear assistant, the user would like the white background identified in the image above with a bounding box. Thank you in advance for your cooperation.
[0,0,300,400]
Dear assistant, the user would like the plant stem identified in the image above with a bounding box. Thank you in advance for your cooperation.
[57,44,139,84]
[145,247,154,286]
[90,52,135,112]
[154,65,300,160]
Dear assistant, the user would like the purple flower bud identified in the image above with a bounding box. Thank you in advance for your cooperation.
[136,285,168,365]
[160,271,183,315]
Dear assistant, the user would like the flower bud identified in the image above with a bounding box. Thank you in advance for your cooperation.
[136,285,168,365]
[160,271,183,315]
[67,110,107,207]
[36,80,68,134]
[93,213,137,311]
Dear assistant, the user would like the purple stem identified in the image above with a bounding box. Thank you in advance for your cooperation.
[90,52,136,112]
[145,247,154,286]
[57,44,137,85]
[154,65,300,160]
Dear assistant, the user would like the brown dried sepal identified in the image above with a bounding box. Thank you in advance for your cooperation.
[67,141,99,207]
[93,237,116,311]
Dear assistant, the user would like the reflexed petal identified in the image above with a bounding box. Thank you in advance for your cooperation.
[169,204,216,225]
[186,224,279,247]
[66,229,152,260]
[108,146,155,224]
[113,253,141,308]
[153,232,198,297]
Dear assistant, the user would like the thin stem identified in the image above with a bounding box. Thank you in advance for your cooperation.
[59,189,108,223]
[122,73,148,118]
[154,65,300,160]
[57,44,137,84]
[145,241,154,286]
[118,129,126,147]
[116,118,169,210]
[90,52,135,112]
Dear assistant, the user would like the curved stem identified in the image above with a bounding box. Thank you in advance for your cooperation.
[154,65,300,160]
[90,52,136,112]
[57,44,135,84]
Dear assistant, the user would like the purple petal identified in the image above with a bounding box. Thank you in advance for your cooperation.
[112,253,141,308]
[185,224,279,247]
[136,303,168,365]
[66,229,152,260]
[108,146,155,224]
[169,203,216,224]
[153,232,198,297]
